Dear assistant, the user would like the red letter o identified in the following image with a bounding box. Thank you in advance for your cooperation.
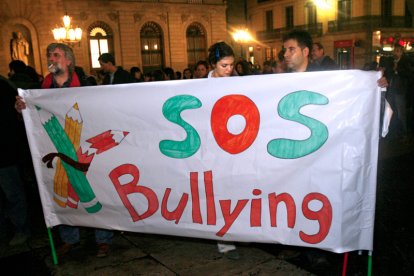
[211,95,260,154]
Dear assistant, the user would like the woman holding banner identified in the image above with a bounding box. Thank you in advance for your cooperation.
[207,41,240,260]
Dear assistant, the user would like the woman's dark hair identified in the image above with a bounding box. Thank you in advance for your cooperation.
[130,66,143,81]
[195,60,209,71]
[163,67,175,80]
[208,41,234,66]
[152,69,165,81]
[235,60,252,76]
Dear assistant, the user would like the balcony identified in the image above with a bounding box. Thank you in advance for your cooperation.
[328,16,412,32]
[257,23,323,41]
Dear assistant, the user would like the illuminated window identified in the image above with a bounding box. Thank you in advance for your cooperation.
[265,47,277,61]
[140,22,164,73]
[186,22,207,69]
[88,22,113,69]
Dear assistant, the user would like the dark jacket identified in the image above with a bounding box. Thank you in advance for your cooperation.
[317,56,338,71]
[389,55,412,95]
[0,77,21,167]
[103,67,135,85]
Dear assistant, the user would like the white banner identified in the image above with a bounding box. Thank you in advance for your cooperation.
[20,70,381,253]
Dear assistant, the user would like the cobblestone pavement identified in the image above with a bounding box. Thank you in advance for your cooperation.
[1,135,413,276]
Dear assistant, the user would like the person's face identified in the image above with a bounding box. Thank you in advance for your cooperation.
[134,71,142,79]
[47,48,70,75]
[394,47,403,59]
[283,39,309,72]
[99,61,111,73]
[213,56,234,77]
[195,64,208,78]
[236,63,243,74]
[311,44,324,61]
[184,70,192,79]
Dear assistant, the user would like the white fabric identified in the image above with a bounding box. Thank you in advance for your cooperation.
[19,70,381,253]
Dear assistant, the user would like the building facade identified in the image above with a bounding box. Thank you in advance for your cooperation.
[247,0,413,69]
[0,0,227,77]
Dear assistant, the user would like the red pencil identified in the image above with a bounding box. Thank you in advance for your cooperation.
[86,130,129,154]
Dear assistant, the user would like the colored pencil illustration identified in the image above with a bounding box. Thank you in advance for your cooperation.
[37,106,102,213]
[53,103,83,207]
[86,130,129,154]
[66,130,129,209]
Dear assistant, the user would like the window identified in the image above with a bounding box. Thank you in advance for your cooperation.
[265,47,277,61]
[306,3,317,25]
[88,22,113,69]
[381,0,392,26]
[286,6,294,28]
[338,0,351,22]
[266,10,273,31]
[140,22,164,73]
[186,23,207,68]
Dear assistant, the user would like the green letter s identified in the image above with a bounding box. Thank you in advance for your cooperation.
[268,91,328,159]
[160,95,201,158]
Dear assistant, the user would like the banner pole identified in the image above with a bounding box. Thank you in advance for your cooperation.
[342,252,349,276]
[367,251,373,276]
[47,227,58,265]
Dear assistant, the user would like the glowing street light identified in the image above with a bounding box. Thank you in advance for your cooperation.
[232,29,253,59]
[232,29,253,44]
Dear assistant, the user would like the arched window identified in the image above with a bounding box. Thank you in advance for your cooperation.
[186,23,207,68]
[140,22,164,73]
[88,22,113,69]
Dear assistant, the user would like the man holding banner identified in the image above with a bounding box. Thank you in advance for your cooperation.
[280,29,388,269]
[15,43,114,258]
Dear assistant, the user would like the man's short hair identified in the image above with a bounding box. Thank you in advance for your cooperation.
[98,53,116,65]
[283,29,313,52]
[46,43,76,73]
[9,60,27,74]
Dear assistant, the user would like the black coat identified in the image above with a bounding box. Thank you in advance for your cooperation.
[103,67,135,85]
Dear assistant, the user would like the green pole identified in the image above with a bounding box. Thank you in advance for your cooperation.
[47,227,58,265]
[367,250,373,276]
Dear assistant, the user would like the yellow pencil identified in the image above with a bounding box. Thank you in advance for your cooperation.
[53,103,83,207]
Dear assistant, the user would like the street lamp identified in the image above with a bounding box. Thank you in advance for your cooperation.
[232,29,253,60]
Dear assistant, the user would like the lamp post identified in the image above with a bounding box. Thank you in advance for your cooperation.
[232,29,252,60]
[52,14,82,45]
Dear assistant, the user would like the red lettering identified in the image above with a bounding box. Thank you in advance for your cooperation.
[161,188,188,224]
[299,193,332,244]
[216,199,248,237]
[268,192,296,228]
[250,189,262,227]
[109,164,158,222]
[190,172,202,223]
[211,95,260,154]
[204,171,216,225]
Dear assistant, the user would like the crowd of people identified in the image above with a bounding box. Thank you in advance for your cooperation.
[3,28,413,270]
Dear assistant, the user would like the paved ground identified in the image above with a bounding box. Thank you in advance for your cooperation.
[1,133,413,275]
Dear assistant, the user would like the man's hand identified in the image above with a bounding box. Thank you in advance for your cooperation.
[377,68,388,88]
[15,95,26,113]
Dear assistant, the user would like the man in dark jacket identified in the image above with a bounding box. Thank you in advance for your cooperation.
[15,43,114,258]
[98,53,135,85]
[387,44,412,142]
[311,42,338,71]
